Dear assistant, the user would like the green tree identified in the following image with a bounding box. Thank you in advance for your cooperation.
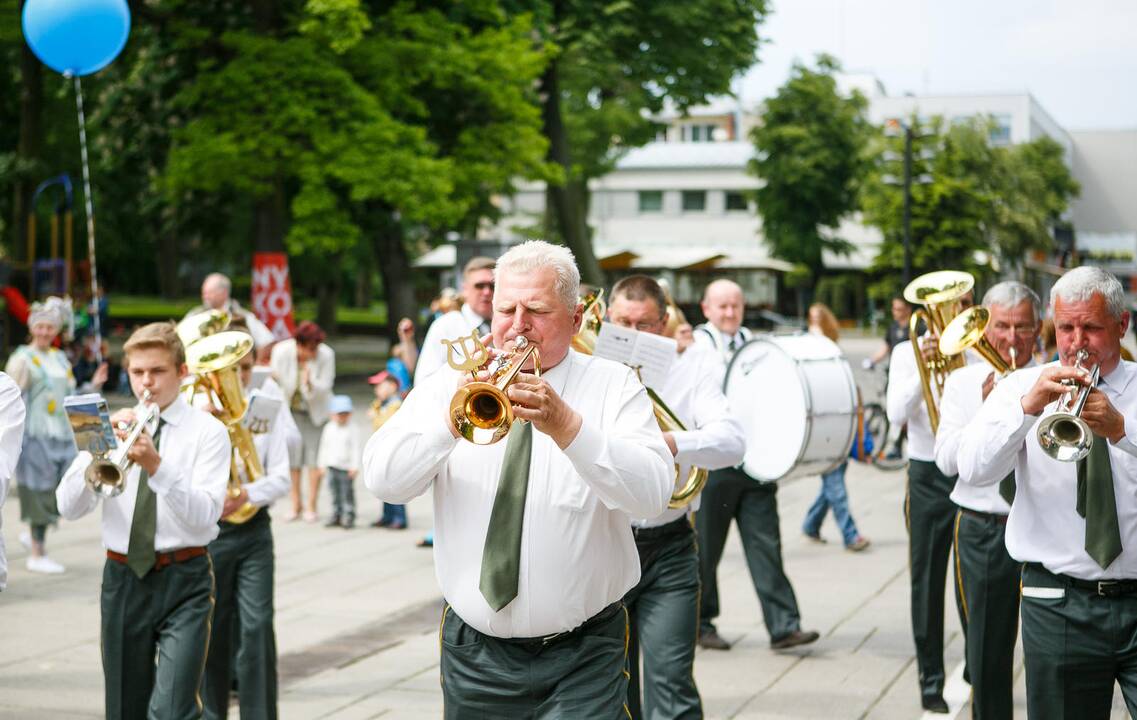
[863,117,1079,294]
[748,54,873,311]
[515,0,771,283]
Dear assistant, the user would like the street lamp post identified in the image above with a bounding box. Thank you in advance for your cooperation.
[883,119,933,285]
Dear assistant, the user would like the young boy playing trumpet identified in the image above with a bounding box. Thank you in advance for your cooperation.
[57,322,231,720]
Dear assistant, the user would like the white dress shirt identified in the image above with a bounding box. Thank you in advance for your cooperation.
[633,344,746,528]
[317,420,359,472]
[957,360,1137,580]
[0,373,27,591]
[57,396,232,553]
[245,394,291,509]
[270,340,335,426]
[936,360,1038,513]
[692,324,752,365]
[363,349,672,637]
[886,340,937,462]
[414,304,492,385]
[259,377,301,458]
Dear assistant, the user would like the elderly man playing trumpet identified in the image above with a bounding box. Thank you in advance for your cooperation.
[958,267,1137,719]
[363,241,672,718]
[934,281,1040,719]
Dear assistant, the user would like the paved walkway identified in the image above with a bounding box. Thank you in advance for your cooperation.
[0,335,1131,719]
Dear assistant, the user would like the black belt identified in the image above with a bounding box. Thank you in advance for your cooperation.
[632,516,692,542]
[497,601,623,651]
[959,507,1009,525]
[1026,562,1137,598]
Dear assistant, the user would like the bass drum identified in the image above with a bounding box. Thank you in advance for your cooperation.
[724,333,857,482]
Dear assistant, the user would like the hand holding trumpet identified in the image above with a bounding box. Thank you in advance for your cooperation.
[109,405,161,477]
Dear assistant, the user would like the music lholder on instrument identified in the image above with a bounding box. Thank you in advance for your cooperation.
[84,389,161,497]
[445,332,541,445]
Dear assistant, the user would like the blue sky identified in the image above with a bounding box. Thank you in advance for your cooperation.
[738,0,1137,130]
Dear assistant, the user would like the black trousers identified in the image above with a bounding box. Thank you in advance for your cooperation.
[203,512,278,720]
[101,553,215,720]
[905,459,958,697]
[952,509,1020,719]
[439,603,630,719]
[624,519,702,720]
[696,467,802,640]
[1021,563,1137,719]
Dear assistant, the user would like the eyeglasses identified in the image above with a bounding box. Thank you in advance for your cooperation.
[473,282,495,291]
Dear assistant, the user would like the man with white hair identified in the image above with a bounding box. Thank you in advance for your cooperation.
[934,281,1041,719]
[692,278,820,653]
[363,240,672,716]
[189,272,275,348]
[959,266,1137,718]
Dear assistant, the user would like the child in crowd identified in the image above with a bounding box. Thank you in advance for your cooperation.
[367,370,406,530]
[317,395,359,528]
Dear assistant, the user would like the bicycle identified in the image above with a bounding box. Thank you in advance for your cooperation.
[856,363,907,471]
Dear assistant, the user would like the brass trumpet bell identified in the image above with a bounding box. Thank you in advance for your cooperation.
[449,335,541,445]
[571,290,605,355]
[938,306,1010,374]
[176,309,231,348]
[84,390,160,497]
[1037,350,1100,462]
[903,270,975,433]
[647,387,709,509]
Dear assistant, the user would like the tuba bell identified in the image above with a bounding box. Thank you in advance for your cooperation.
[84,389,160,497]
[185,330,262,524]
[1036,349,1100,462]
[446,332,541,445]
[903,270,974,433]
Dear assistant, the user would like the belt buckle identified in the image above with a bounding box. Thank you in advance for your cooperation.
[1097,580,1120,597]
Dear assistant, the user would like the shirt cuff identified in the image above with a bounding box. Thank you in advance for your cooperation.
[1112,420,1137,458]
[671,430,697,458]
[561,418,604,468]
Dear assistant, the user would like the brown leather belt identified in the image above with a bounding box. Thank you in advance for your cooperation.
[106,546,207,571]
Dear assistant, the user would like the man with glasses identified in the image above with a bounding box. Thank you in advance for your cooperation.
[415,257,497,384]
[934,282,1040,719]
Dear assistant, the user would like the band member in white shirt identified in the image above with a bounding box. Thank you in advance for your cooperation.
[958,267,1137,719]
[607,275,745,720]
[0,372,26,591]
[934,281,1040,719]
[363,241,672,717]
[692,279,819,653]
[415,256,496,384]
[57,322,231,719]
[202,342,291,720]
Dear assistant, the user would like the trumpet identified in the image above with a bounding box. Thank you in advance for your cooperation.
[904,270,975,434]
[1036,349,1100,462]
[446,333,541,445]
[85,390,160,497]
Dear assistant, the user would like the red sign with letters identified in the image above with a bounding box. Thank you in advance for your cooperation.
[251,252,296,340]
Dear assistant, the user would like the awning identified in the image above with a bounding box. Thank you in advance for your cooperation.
[413,245,456,269]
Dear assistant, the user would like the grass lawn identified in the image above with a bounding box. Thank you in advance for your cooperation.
[109,297,388,327]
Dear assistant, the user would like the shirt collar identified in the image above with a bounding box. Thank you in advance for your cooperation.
[159,394,189,427]
[461,304,489,330]
[1100,359,1135,395]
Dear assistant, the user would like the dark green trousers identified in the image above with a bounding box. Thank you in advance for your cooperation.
[202,511,277,720]
[696,467,801,640]
[101,552,215,720]
[624,520,701,720]
[905,459,958,698]
[439,602,630,719]
[1021,563,1137,719]
[952,509,1020,719]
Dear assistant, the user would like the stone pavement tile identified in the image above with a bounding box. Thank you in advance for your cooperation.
[0,641,104,718]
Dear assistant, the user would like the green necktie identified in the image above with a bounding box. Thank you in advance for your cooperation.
[1076,432,1122,569]
[998,472,1016,505]
[479,421,533,612]
[126,420,163,578]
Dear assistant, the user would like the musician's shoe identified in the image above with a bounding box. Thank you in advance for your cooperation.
[697,629,732,650]
[26,555,65,574]
[770,629,820,650]
[921,693,949,713]
[846,536,871,552]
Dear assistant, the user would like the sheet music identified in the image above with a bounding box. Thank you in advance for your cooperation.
[64,393,117,455]
[593,324,677,389]
[241,389,281,434]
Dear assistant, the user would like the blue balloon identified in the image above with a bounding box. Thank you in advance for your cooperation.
[22,0,131,77]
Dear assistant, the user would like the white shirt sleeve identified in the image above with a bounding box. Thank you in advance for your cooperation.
[415,315,454,385]
[245,424,291,507]
[886,342,924,427]
[0,375,26,592]
[957,371,1036,487]
[670,356,746,472]
[57,451,101,520]
[934,369,971,477]
[147,417,231,531]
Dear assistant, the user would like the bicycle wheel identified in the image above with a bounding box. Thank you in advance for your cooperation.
[864,403,906,471]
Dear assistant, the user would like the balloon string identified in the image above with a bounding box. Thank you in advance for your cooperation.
[72,75,102,364]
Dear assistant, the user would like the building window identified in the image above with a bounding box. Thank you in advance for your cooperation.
[989,114,1012,146]
[691,125,703,142]
[639,191,663,213]
[682,191,706,212]
[725,191,748,211]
